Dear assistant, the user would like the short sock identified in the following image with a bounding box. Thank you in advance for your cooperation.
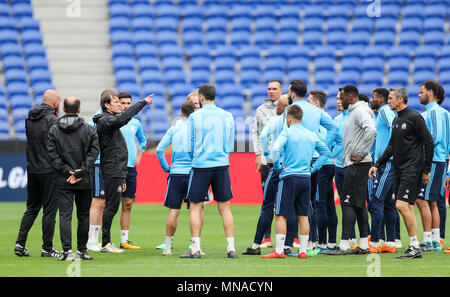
[275,234,286,254]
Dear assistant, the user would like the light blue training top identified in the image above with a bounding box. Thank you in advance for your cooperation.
[374,103,396,163]
[421,101,450,163]
[188,103,235,168]
[272,123,331,179]
[332,109,348,168]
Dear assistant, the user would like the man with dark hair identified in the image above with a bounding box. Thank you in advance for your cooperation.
[416,80,450,252]
[92,89,153,253]
[156,101,198,256]
[251,79,283,248]
[327,85,376,255]
[116,92,147,250]
[47,96,99,261]
[288,80,341,255]
[307,90,339,254]
[368,87,398,253]
[262,105,331,259]
[14,90,61,258]
[369,86,434,259]
[182,84,236,258]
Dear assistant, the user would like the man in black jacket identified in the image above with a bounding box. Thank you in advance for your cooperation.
[47,96,99,261]
[14,89,61,258]
[369,87,434,259]
[92,89,153,253]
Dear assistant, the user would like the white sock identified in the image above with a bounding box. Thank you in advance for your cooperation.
[120,230,129,244]
[307,241,313,250]
[339,239,350,251]
[318,244,327,249]
[88,225,101,243]
[226,237,235,252]
[165,236,174,250]
[360,237,369,249]
[191,237,201,253]
[251,243,260,249]
[299,235,308,254]
[369,241,378,247]
[431,228,440,242]
[327,242,336,249]
[386,241,395,247]
[423,231,432,242]
[409,235,420,248]
[275,234,286,254]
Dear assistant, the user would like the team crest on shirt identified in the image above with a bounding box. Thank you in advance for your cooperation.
[118,185,122,193]
[401,123,407,130]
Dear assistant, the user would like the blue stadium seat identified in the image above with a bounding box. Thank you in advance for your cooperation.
[351,18,373,33]
[161,57,184,72]
[240,69,261,88]
[278,30,299,46]
[12,3,33,19]
[135,44,158,58]
[32,82,54,97]
[415,46,438,60]
[440,45,450,58]
[341,57,362,73]
[154,18,177,32]
[437,57,450,75]
[21,30,43,46]
[267,45,288,61]
[303,17,323,33]
[337,70,360,85]
[178,0,198,8]
[253,30,276,49]
[398,31,421,49]
[326,31,347,49]
[389,46,413,60]
[231,5,252,21]
[0,18,16,32]
[264,57,286,72]
[255,17,276,33]
[164,70,187,87]
[327,18,347,34]
[133,31,156,46]
[170,83,193,100]
[262,70,285,85]
[327,5,350,20]
[346,31,371,47]
[207,17,227,33]
[379,5,400,20]
[0,3,10,18]
[190,56,211,72]
[131,18,153,32]
[205,31,226,48]
[255,5,277,20]
[423,31,446,49]
[341,45,364,59]
[2,56,25,71]
[131,4,154,19]
[141,70,164,84]
[112,44,133,59]
[413,70,435,85]
[425,4,447,20]
[5,69,27,84]
[414,57,436,73]
[137,57,160,72]
[240,57,260,71]
[109,4,131,19]
[181,5,203,21]
[156,5,180,21]
[159,45,184,59]
[315,57,335,72]
[304,5,325,19]
[109,17,130,33]
[302,31,323,48]
[29,69,52,85]
[388,70,410,86]
[373,31,396,49]
[110,31,133,46]
[361,71,383,85]
[115,70,137,84]
[230,30,251,47]
[7,82,30,97]
[1,43,22,58]
[215,45,237,59]
[0,30,19,45]
[240,45,261,59]
[389,57,410,73]
[278,18,299,33]
[314,70,335,87]
[402,4,424,20]
[215,56,236,72]
[215,70,235,85]
[155,31,178,47]
[287,57,309,72]
[118,82,141,100]
[231,18,252,33]
[439,71,450,85]
[190,70,211,85]
[183,31,204,48]
[375,18,397,34]
[279,6,300,21]
[401,18,423,34]
[424,18,445,33]
[363,46,387,60]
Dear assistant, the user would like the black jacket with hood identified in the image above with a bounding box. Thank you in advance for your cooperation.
[25,103,58,174]
[47,114,99,189]
[92,100,147,179]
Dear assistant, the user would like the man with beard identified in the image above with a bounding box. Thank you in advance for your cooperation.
[416,80,450,252]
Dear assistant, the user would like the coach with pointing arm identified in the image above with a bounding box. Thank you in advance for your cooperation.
[92,89,153,253]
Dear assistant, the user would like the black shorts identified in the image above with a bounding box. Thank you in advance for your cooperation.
[275,175,311,217]
[122,167,137,199]
[393,167,422,205]
[186,166,233,203]
[342,162,371,208]
[417,162,446,202]
[164,174,190,209]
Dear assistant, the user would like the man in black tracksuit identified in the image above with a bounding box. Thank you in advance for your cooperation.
[369,87,434,259]
[14,90,61,258]
[47,96,99,261]
[92,89,153,252]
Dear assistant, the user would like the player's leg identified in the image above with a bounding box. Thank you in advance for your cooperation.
[325,166,338,251]
[212,166,236,258]
[57,188,75,261]
[260,164,273,245]
[15,173,42,256]
[74,189,93,260]
[87,165,105,251]
[427,162,445,251]
[40,173,59,256]
[120,167,140,249]
[101,177,124,253]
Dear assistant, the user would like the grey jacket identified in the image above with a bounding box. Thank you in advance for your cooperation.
[251,99,278,164]
[342,101,377,168]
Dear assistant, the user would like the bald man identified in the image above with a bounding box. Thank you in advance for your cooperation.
[48,96,99,260]
[15,90,62,258]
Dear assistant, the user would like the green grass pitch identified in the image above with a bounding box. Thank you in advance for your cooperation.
[0,202,449,277]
